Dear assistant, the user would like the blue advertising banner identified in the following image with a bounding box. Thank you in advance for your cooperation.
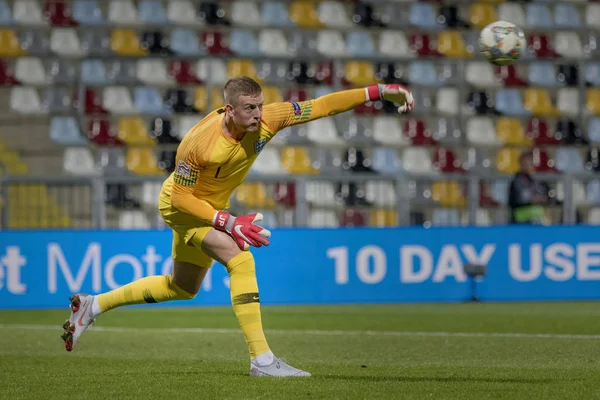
[1,226,600,309]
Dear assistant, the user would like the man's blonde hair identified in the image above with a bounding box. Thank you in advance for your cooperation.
[223,76,262,105]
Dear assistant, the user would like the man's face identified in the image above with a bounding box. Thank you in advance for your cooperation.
[227,93,263,132]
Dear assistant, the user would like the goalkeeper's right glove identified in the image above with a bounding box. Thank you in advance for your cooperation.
[213,211,271,251]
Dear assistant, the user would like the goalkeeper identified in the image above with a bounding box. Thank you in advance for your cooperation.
[61,77,414,377]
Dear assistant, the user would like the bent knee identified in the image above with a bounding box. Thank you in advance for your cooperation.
[201,228,242,265]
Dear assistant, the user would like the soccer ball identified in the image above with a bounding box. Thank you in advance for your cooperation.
[478,21,526,66]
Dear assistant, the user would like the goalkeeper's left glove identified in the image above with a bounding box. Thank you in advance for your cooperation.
[365,84,415,114]
[213,211,271,251]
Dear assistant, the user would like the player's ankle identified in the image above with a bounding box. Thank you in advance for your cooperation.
[91,295,102,319]
[252,350,274,366]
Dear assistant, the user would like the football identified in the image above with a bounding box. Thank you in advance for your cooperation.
[478,20,526,66]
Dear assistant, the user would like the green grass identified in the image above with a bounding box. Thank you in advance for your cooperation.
[1,302,600,399]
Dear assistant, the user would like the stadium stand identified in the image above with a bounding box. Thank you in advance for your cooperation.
[0,0,598,230]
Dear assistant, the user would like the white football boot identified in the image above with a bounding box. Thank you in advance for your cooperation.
[250,358,311,377]
[61,294,96,351]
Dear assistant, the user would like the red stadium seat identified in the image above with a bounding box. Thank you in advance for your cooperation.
[88,119,123,146]
[44,0,77,26]
[284,88,308,102]
[169,61,202,84]
[274,182,296,207]
[340,209,367,227]
[315,60,334,85]
[527,118,560,145]
[496,65,528,87]
[433,147,464,173]
[529,34,559,58]
[479,182,499,207]
[404,119,437,145]
[533,147,558,173]
[409,34,442,57]
[0,60,20,86]
[75,88,107,115]
[202,31,233,55]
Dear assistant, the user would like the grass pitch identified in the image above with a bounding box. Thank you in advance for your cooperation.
[1,302,600,399]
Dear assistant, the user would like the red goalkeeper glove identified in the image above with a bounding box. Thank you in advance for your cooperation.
[366,84,415,114]
[213,211,271,251]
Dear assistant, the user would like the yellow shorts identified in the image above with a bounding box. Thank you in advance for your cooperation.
[158,176,214,268]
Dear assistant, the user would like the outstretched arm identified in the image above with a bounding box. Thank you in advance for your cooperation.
[262,84,414,133]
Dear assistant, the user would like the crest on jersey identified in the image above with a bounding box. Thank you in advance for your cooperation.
[174,160,198,186]
[291,101,302,115]
[254,138,267,154]
[176,160,191,178]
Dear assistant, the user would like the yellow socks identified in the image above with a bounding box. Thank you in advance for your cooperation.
[97,275,195,313]
[226,252,271,360]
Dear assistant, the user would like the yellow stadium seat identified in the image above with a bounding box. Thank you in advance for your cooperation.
[289,1,323,28]
[118,118,155,145]
[262,86,283,105]
[126,148,164,176]
[469,3,497,28]
[586,90,600,115]
[496,118,532,146]
[0,30,25,56]
[111,29,148,56]
[235,183,275,208]
[524,89,560,116]
[0,151,28,175]
[281,147,318,175]
[194,87,224,111]
[437,31,471,58]
[432,181,466,207]
[369,209,397,227]
[7,185,71,229]
[227,59,261,82]
[344,61,376,87]
[496,148,521,174]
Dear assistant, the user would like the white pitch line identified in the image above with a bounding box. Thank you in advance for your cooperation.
[1,324,600,340]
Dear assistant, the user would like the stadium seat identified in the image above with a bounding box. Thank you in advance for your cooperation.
[256,60,288,84]
[235,183,275,208]
[462,209,492,227]
[106,60,137,84]
[365,181,397,207]
[435,118,463,145]
[169,29,204,56]
[533,148,558,174]
[527,118,559,145]
[529,34,559,58]
[50,28,84,56]
[344,61,375,87]
[496,148,521,175]
[111,29,148,56]
[119,211,150,230]
[437,31,470,58]
[556,148,585,174]
[308,210,339,228]
[497,65,528,87]
[50,117,86,146]
[0,30,25,56]
[402,148,434,175]
[496,118,531,146]
[528,62,557,86]
[47,59,74,84]
[108,0,139,24]
[0,60,19,85]
[305,181,337,207]
[81,30,111,56]
[261,86,282,105]
[10,87,43,114]
[141,31,173,55]
[103,86,136,114]
[404,119,436,146]
[555,181,586,207]
[169,60,201,85]
[14,0,45,25]
[585,63,600,86]
[15,57,46,84]
[261,1,292,27]
[526,4,553,29]
[466,62,500,88]
[524,89,560,116]
[231,0,260,26]
[288,31,318,57]
[495,89,529,116]
[409,61,439,87]
[379,31,413,58]
[198,1,229,25]
[193,87,223,111]
[44,0,77,26]
[556,88,580,117]
[0,0,11,24]
[79,88,107,114]
[63,147,96,175]
[557,119,587,145]
[587,181,600,203]
[166,0,197,24]
[250,147,283,175]
[555,4,581,28]
[196,59,227,84]
[466,117,500,146]
[340,209,367,227]
[469,3,497,28]
[369,209,397,227]
[436,88,460,115]
[281,147,318,175]
[229,29,261,56]
[289,1,322,28]
[373,117,409,146]
[318,1,351,27]
[258,29,289,56]
[433,148,464,174]
[88,118,122,146]
[134,87,170,115]
[43,87,72,113]
[587,4,600,29]
[432,209,460,226]
[410,3,441,29]
[98,147,126,174]
[126,148,164,176]
[371,148,402,174]
[136,59,173,85]
[432,181,466,207]
[439,4,468,29]
[176,115,198,141]
[491,180,509,205]
[306,118,342,146]
[498,3,525,27]
[227,59,260,82]
[117,117,154,145]
[72,0,104,25]
[555,32,583,59]
[151,118,177,145]
[587,90,600,115]
[138,0,167,24]
[346,31,376,56]
[589,118,600,143]
[317,30,346,56]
